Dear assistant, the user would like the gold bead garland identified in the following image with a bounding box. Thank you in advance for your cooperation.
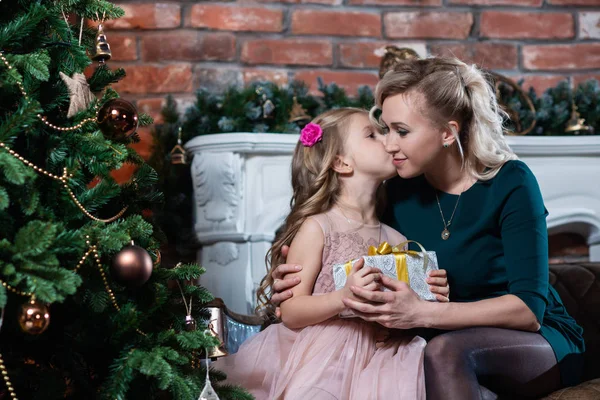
[75,248,95,273]
[37,111,99,132]
[0,143,128,223]
[0,142,65,180]
[0,352,17,400]
[0,51,99,132]
[84,236,119,313]
[62,182,128,223]
[0,280,33,298]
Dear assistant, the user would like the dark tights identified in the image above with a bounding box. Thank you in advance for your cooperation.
[424,327,561,400]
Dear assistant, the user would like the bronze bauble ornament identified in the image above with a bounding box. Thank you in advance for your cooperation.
[18,299,50,335]
[110,242,153,287]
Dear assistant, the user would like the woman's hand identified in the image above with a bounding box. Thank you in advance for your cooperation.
[428,269,450,302]
[341,275,428,330]
[270,245,303,318]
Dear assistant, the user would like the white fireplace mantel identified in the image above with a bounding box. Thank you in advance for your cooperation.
[186,134,600,315]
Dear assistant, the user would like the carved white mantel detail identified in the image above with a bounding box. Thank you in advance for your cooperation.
[191,152,242,235]
[186,134,600,315]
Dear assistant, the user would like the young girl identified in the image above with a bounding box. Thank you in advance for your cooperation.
[216,108,448,400]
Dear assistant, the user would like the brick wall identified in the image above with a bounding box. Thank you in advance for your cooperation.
[103,0,600,133]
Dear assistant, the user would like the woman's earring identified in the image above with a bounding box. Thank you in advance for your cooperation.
[443,143,450,148]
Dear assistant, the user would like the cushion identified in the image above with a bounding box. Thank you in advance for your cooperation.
[540,378,600,400]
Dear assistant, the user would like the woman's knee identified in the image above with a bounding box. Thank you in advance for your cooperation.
[424,333,473,373]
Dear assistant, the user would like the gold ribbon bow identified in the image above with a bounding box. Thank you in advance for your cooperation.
[344,240,429,284]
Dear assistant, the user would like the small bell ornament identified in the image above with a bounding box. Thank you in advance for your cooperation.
[170,127,187,165]
[175,273,197,332]
[204,306,228,360]
[175,277,203,369]
[565,101,593,135]
[91,23,112,64]
[185,314,198,369]
[185,315,197,332]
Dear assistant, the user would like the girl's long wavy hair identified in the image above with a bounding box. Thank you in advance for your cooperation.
[370,56,517,181]
[255,108,367,316]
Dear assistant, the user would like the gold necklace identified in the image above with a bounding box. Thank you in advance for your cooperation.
[336,207,382,243]
[434,181,469,240]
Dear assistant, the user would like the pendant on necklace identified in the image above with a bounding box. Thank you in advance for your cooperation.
[441,228,450,240]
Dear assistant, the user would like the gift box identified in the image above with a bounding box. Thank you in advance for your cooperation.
[333,240,440,303]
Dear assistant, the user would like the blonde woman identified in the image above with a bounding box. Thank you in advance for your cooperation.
[270,57,585,399]
[216,108,450,400]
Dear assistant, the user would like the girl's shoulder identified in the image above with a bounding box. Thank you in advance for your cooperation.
[381,223,407,246]
[304,213,332,237]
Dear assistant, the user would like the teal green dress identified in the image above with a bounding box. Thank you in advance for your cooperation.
[383,160,585,387]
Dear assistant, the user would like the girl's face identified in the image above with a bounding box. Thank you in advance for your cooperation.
[343,113,397,181]
[378,92,445,179]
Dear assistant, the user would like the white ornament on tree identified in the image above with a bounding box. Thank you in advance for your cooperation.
[59,72,96,117]
[199,352,220,400]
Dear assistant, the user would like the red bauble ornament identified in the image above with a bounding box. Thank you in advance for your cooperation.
[97,99,139,140]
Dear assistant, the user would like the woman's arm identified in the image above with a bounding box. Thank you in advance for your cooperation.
[422,294,540,331]
[343,277,539,332]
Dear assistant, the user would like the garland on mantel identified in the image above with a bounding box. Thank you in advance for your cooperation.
[506,79,599,136]
[176,77,598,141]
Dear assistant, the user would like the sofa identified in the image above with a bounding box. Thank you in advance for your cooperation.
[540,262,600,399]
[211,262,600,399]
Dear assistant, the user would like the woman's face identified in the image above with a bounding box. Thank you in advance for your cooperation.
[378,92,445,179]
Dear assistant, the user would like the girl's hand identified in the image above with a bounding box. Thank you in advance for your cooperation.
[427,269,450,302]
[343,258,382,298]
[342,275,425,330]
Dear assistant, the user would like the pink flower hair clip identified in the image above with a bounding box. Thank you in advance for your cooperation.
[300,122,323,147]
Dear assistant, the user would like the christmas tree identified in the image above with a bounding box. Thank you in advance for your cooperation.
[0,1,250,399]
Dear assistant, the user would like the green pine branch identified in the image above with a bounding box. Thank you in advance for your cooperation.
[0,3,49,51]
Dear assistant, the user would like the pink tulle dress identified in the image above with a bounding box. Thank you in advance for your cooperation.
[215,210,426,400]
